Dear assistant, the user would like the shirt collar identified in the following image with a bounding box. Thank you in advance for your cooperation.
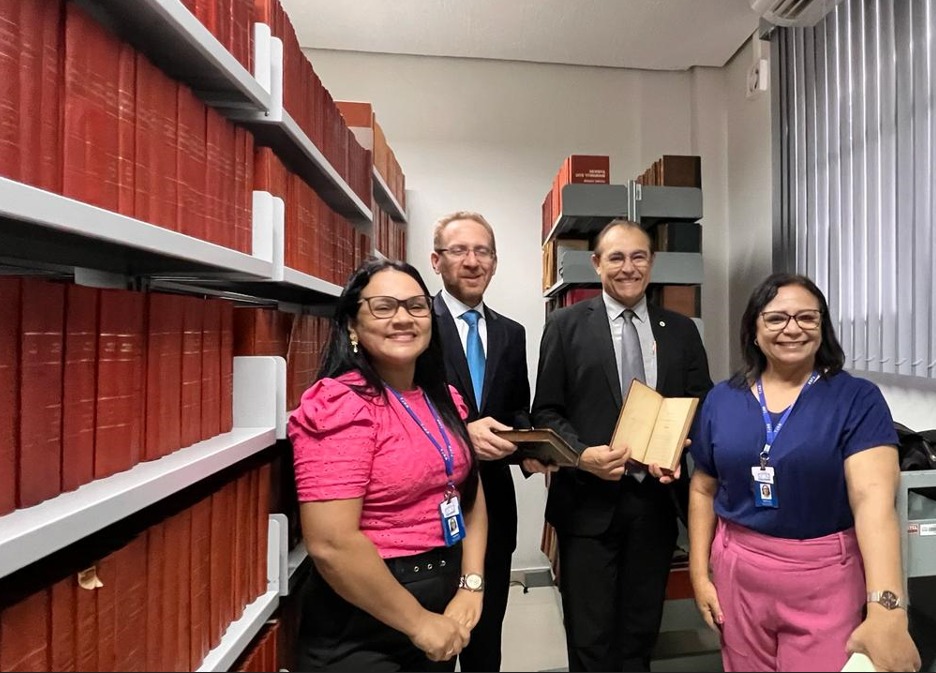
[441,287,485,320]
[602,291,648,324]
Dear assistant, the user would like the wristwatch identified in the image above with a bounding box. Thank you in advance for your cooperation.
[867,590,907,610]
[459,573,485,592]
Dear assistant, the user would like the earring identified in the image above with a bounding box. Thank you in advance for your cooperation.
[350,333,359,354]
[754,339,759,347]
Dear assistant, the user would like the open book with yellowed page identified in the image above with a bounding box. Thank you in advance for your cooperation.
[610,379,699,472]
[840,653,876,672]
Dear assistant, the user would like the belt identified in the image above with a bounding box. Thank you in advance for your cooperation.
[384,545,462,584]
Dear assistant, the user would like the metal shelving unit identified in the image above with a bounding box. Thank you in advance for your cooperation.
[372,167,407,223]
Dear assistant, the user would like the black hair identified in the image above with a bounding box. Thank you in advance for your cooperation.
[730,272,845,387]
[317,257,479,511]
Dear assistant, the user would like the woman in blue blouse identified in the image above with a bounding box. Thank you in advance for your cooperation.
[688,273,920,672]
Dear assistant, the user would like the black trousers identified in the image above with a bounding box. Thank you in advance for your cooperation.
[296,545,463,672]
[557,481,678,672]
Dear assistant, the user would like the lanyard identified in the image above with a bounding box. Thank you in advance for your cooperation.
[755,370,819,468]
[388,386,456,486]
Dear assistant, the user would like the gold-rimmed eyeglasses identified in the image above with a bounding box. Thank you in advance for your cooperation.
[359,295,433,319]
[760,310,822,331]
[602,251,652,270]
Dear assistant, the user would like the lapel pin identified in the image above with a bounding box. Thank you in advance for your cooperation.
[659,321,666,327]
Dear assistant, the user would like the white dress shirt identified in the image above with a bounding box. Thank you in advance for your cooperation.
[440,288,488,356]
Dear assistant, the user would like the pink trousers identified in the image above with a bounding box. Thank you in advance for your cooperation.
[711,519,866,672]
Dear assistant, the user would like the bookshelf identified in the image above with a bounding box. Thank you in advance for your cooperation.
[0,1,403,669]
[372,167,407,223]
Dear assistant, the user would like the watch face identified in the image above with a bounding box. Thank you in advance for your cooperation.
[880,591,899,609]
[465,574,483,590]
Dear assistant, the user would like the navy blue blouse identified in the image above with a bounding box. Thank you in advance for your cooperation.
[689,371,898,540]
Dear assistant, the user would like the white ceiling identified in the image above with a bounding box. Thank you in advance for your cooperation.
[280,0,762,71]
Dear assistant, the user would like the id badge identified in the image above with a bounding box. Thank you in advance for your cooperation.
[751,466,778,508]
[440,496,466,546]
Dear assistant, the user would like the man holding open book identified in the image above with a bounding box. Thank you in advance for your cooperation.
[532,220,712,672]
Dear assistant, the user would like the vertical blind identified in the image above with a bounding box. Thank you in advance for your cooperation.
[776,0,936,378]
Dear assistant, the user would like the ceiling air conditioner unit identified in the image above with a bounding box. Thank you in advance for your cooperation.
[750,0,846,27]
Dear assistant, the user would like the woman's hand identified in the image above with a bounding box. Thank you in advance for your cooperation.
[692,576,724,633]
[444,589,484,630]
[408,611,471,662]
[847,608,920,672]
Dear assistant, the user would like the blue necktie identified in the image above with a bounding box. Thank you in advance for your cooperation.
[461,310,486,406]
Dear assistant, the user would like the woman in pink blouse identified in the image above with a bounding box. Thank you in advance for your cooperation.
[288,258,487,671]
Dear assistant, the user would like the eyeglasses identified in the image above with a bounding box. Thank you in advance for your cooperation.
[760,310,823,331]
[359,295,433,319]
[602,251,652,269]
[435,246,496,262]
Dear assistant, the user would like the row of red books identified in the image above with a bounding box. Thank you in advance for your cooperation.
[180,0,254,74]
[0,278,236,515]
[0,461,271,672]
[253,0,372,205]
[233,619,281,672]
[254,148,364,284]
[233,307,329,411]
[541,155,611,243]
[0,2,254,253]
[337,101,407,211]
[373,203,408,262]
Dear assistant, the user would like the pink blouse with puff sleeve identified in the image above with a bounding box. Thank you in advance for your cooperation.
[288,371,471,558]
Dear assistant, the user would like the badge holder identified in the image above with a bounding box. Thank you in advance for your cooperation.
[440,488,466,546]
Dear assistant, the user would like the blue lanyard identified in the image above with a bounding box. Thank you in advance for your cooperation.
[755,370,819,468]
[387,386,456,485]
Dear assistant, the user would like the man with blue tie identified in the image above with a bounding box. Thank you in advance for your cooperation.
[431,211,543,672]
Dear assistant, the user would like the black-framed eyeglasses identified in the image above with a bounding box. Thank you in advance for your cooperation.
[435,246,496,262]
[359,295,433,319]
[760,310,823,331]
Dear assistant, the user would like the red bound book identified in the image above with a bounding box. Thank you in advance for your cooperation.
[0,278,21,514]
[63,3,121,211]
[244,469,258,603]
[135,56,178,231]
[180,296,204,448]
[163,510,190,672]
[205,107,226,246]
[114,535,148,672]
[145,522,166,671]
[190,495,212,668]
[116,39,136,216]
[177,85,207,241]
[25,0,63,193]
[232,473,246,622]
[233,125,248,253]
[242,128,255,254]
[201,300,222,441]
[62,284,99,493]
[219,118,237,250]
[0,587,51,671]
[208,487,226,649]
[94,289,146,479]
[0,1,22,183]
[49,574,77,672]
[18,278,65,509]
[95,551,118,673]
[144,293,184,461]
[220,300,234,433]
[284,173,299,270]
[256,462,271,598]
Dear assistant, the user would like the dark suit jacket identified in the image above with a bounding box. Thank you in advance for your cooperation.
[532,295,712,537]
[435,293,531,553]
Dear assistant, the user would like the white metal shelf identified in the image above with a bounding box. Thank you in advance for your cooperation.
[0,427,275,580]
[76,0,270,112]
[372,168,407,223]
[0,178,272,281]
[0,355,284,580]
[229,35,372,227]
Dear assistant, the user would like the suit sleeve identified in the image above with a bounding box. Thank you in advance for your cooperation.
[683,319,714,401]
[531,312,587,454]
[510,325,532,430]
